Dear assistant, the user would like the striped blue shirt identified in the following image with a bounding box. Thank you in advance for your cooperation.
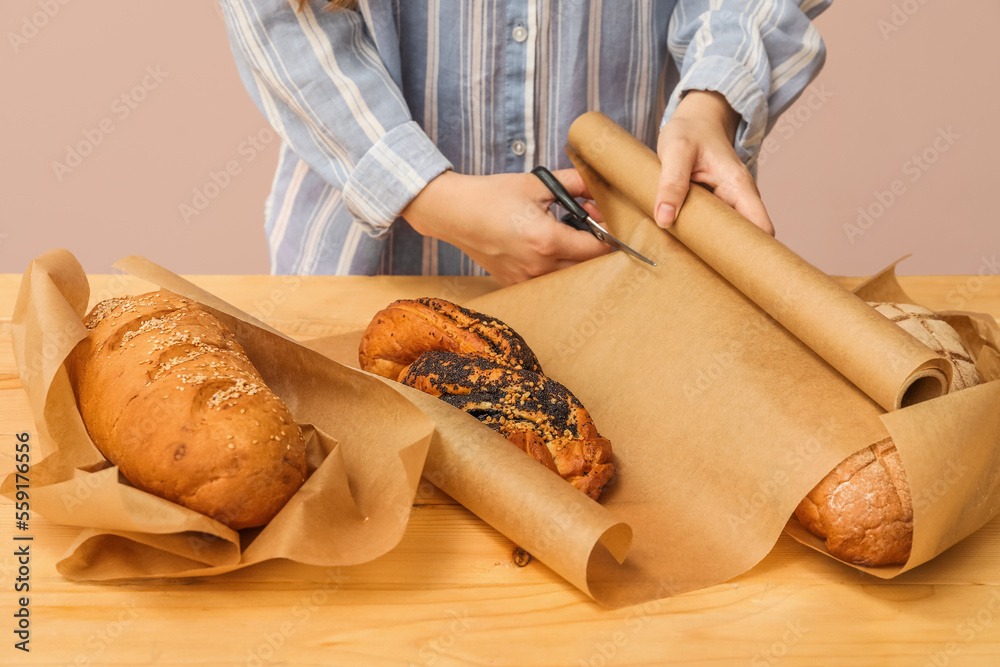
[221,0,831,276]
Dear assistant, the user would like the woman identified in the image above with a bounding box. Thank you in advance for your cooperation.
[221,0,830,283]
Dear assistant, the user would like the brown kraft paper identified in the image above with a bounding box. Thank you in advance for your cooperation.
[10,110,1000,607]
[312,112,1000,607]
[4,249,444,579]
[5,248,633,591]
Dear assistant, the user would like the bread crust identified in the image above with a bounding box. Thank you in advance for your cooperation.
[868,302,979,391]
[400,351,614,500]
[359,297,543,381]
[795,438,913,566]
[65,290,307,529]
[794,302,980,566]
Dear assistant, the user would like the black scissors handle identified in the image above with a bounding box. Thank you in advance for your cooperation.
[531,166,590,232]
[530,165,658,266]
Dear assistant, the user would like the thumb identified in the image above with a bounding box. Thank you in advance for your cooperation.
[546,167,594,201]
[548,217,614,263]
[654,138,696,228]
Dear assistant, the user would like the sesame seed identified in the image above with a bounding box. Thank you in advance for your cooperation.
[207,378,263,409]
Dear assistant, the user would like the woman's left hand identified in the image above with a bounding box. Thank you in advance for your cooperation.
[654,90,774,235]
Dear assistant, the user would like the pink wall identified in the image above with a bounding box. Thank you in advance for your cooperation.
[759,0,1000,278]
[1,1,276,275]
[2,0,997,277]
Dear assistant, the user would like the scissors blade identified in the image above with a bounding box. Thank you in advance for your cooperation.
[531,165,657,266]
[584,217,657,266]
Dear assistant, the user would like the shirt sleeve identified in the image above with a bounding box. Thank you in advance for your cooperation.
[663,0,834,172]
[220,0,453,236]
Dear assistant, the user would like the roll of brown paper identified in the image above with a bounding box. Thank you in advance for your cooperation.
[566,112,951,411]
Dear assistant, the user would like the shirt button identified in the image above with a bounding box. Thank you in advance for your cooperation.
[511,139,527,156]
[512,25,528,42]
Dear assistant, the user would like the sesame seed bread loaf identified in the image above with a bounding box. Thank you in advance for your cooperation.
[794,302,980,566]
[65,290,307,529]
[359,297,543,381]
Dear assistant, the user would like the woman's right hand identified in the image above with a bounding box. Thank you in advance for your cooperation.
[401,169,612,285]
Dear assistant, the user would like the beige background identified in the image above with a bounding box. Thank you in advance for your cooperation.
[1,0,997,277]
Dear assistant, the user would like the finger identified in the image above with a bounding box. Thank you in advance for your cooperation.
[519,223,615,280]
[731,192,775,236]
[532,168,605,224]
[547,167,594,200]
[550,256,602,273]
[709,165,776,236]
[581,200,604,223]
[655,137,697,228]
[537,216,614,263]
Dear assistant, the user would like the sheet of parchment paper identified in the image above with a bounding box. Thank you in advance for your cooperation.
[310,113,1000,607]
[496,112,998,605]
[3,249,440,579]
[567,112,953,412]
[785,261,1000,572]
[11,110,1000,608]
[304,336,634,599]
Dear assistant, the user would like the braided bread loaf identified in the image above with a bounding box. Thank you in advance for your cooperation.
[359,297,542,381]
[66,290,308,529]
[794,302,979,566]
[401,351,615,500]
[360,297,615,500]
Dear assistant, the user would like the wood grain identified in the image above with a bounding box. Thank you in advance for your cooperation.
[2,274,999,666]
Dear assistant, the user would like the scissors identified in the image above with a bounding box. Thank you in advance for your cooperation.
[531,166,657,267]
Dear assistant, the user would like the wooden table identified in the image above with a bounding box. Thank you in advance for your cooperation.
[2,273,1000,666]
